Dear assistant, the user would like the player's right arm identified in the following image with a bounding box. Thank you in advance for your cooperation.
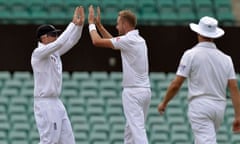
[158,75,185,114]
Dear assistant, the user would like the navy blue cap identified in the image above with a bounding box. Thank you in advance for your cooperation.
[36,24,61,39]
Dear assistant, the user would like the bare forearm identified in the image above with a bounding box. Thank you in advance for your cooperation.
[96,24,113,38]
[89,30,102,46]
[162,76,185,105]
[162,83,180,105]
[229,80,240,117]
[231,90,240,117]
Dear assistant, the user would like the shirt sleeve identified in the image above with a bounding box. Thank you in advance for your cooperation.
[176,50,192,78]
[32,22,76,60]
[110,36,127,50]
[57,23,83,56]
[228,56,237,80]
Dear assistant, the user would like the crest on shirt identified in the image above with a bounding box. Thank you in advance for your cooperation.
[50,55,57,63]
[116,37,121,41]
[178,64,186,72]
[50,55,61,73]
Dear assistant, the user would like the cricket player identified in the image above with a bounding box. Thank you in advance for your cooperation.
[31,6,84,144]
[88,5,151,144]
[158,16,240,144]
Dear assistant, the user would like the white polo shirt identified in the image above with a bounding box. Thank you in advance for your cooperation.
[177,42,236,101]
[110,30,150,88]
[31,23,83,98]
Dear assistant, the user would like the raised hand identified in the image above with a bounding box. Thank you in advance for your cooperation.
[72,6,85,26]
[95,6,102,27]
[88,5,95,24]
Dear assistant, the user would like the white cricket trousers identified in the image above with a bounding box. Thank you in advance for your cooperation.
[34,97,75,144]
[122,87,151,144]
[188,97,226,144]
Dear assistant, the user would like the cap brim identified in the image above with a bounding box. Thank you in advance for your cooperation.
[189,23,224,38]
[52,29,61,34]
[46,29,62,36]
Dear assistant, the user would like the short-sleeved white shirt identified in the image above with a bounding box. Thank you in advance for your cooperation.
[110,30,150,88]
[177,42,236,101]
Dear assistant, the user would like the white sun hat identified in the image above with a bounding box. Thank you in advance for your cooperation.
[189,16,225,38]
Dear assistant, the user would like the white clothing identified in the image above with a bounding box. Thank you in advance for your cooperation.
[31,22,83,98]
[34,98,75,144]
[31,22,83,144]
[177,42,236,101]
[110,29,151,144]
[176,41,236,144]
[110,30,150,88]
[122,88,151,144]
[188,98,225,144]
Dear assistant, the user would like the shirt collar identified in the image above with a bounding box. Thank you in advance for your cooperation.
[38,42,45,47]
[196,41,217,49]
[126,29,139,36]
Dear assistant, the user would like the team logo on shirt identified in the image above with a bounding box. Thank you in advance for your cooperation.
[50,55,61,73]
[50,55,56,63]
[178,64,186,72]
[116,37,121,41]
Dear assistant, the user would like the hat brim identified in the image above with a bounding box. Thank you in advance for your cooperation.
[189,23,224,38]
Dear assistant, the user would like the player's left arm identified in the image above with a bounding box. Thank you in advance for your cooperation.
[89,30,114,49]
[58,6,85,56]
[88,5,114,49]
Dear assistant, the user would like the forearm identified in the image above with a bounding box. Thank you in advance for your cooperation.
[162,83,180,105]
[34,23,75,58]
[89,23,102,45]
[55,22,83,56]
[58,23,84,55]
[162,76,184,106]
[55,22,75,46]
[229,79,240,118]
[68,23,83,45]
[88,6,113,48]
[231,89,240,118]
[96,23,113,38]
[89,24,114,48]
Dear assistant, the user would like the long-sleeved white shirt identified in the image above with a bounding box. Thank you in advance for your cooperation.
[31,22,83,98]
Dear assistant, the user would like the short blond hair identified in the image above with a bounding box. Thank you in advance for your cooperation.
[118,10,137,28]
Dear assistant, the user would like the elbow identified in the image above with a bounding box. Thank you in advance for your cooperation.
[92,39,101,47]
[92,40,98,46]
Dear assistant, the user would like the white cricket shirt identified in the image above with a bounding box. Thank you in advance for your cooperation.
[31,23,83,98]
[177,42,236,101]
[110,30,150,88]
